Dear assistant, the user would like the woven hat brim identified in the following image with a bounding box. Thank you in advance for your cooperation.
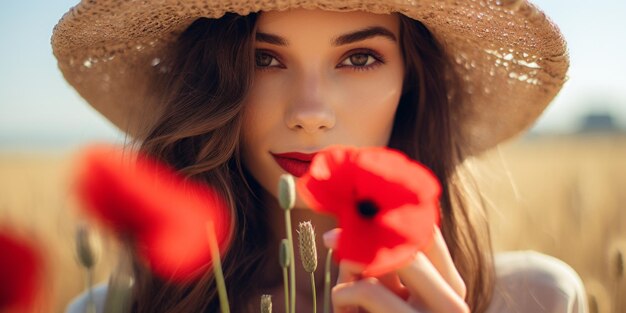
[51,0,568,155]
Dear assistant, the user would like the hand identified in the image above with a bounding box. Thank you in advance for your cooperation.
[323,227,468,313]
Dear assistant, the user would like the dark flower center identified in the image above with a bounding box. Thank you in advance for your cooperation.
[357,200,379,219]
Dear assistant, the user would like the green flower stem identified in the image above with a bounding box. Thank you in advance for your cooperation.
[86,268,96,313]
[283,266,289,313]
[323,249,333,313]
[310,272,317,313]
[207,222,230,313]
[103,242,134,313]
[284,210,296,313]
[279,239,291,313]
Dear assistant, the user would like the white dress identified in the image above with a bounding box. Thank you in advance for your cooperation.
[66,251,588,313]
[485,251,587,313]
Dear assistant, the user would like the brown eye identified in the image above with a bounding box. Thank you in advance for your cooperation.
[255,52,275,67]
[349,54,370,66]
[339,51,382,70]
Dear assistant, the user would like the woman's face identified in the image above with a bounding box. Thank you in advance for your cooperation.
[241,9,405,208]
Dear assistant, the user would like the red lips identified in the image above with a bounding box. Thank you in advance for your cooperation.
[272,152,317,177]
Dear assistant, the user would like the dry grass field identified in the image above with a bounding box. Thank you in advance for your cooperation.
[0,134,624,313]
[477,134,626,313]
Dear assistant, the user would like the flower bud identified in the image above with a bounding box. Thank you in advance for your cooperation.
[279,239,291,268]
[75,223,101,269]
[278,174,296,210]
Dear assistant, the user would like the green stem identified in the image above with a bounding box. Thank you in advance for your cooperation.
[86,268,96,313]
[285,210,296,313]
[103,242,134,313]
[310,272,317,313]
[283,266,289,313]
[323,249,333,313]
[208,222,230,313]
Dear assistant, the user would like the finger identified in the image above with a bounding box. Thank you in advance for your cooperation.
[337,261,410,301]
[377,272,410,300]
[336,260,365,285]
[397,252,469,313]
[326,227,410,300]
[423,226,466,298]
[333,264,362,313]
[333,277,419,313]
[323,228,341,250]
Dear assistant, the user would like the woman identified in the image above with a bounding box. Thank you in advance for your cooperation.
[54,1,586,312]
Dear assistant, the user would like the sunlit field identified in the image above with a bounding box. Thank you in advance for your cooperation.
[477,134,626,313]
[1,134,624,313]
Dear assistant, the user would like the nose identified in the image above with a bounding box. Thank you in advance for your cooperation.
[284,73,336,134]
[286,107,336,133]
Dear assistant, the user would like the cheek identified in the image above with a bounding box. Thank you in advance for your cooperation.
[339,71,404,145]
[239,78,285,199]
[241,76,285,146]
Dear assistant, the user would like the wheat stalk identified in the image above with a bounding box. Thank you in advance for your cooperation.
[298,221,318,313]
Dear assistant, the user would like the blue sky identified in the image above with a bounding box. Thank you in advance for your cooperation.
[529,0,626,132]
[1,0,625,150]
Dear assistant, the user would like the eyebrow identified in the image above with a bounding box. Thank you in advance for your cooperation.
[255,26,397,47]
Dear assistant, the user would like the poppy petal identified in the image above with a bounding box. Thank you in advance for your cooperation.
[75,147,178,233]
[0,231,42,310]
[334,221,418,277]
[381,204,439,247]
[74,145,231,282]
[355,147,441,200]
[353,168,420,214]
[298,146,442,276]
[297,146,357,213]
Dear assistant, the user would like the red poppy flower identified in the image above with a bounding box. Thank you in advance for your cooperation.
[0,230,43,311]
[297,145,441,277]
[74,145,231,282]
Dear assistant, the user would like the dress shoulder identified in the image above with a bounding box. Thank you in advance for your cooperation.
[65,283,108,313]
[486,251,588,313]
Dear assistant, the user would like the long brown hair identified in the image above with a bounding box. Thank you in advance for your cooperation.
[390,16,495,312]
[131,11,494,313]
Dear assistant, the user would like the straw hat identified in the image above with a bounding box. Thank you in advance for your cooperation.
[51,0,568,155]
